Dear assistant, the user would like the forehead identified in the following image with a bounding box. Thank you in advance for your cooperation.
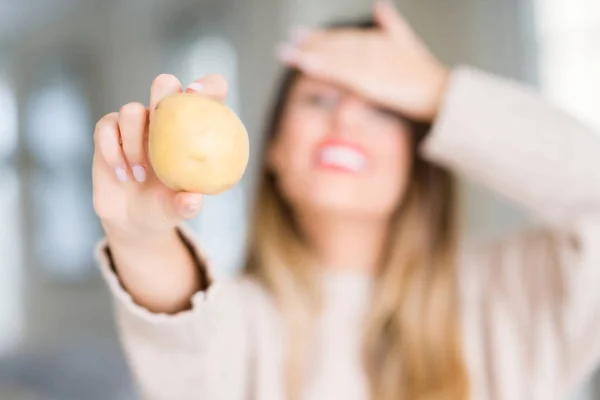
[290,74,342,93]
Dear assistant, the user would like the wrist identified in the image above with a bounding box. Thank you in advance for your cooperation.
[102,222,178,249]
[427,66,450,120]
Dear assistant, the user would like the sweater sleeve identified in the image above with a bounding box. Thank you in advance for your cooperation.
[422,66,600,392]
[95,224,253,400]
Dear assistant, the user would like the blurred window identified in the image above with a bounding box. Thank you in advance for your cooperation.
[0,79,18,161]
[26,81,91,167]
[534,0,600,130]
[25,73,98,281]
[0,77,23,356]
[30,170,97,280]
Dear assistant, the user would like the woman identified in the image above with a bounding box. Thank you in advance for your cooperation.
[92,2,600,400]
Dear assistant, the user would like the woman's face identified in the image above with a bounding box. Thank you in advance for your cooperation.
[268,75,413,220]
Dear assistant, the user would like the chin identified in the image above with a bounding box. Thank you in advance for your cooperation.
[280,170,402,219]
[309,194,361,215]
[302,185,391,219]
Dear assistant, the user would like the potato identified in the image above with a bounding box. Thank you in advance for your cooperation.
[148,93,249,194]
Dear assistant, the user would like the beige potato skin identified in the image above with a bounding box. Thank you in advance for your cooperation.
[148,93,250,194]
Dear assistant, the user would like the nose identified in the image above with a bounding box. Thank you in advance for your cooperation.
[331,95,365,137]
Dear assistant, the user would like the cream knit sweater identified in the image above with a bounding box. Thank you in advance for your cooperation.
[96,67,600,400]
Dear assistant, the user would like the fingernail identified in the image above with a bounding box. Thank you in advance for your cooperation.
[185,202,202,215]
[185,82,203,93]
[290,27,312,45]
[115,167,128,182]
[275,43,299,63]
[132,164,146,183]
[183,194,203,215]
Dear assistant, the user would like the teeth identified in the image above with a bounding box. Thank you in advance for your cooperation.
[319,146,366,172]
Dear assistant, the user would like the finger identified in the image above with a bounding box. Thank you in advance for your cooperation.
[276,42,327,74]
[94,112,128,182]
[277,22,325,64]
[149,73,182,116]
[118,102,149,183]
[184,74,229,103]
[276,27,329,65]
[277,29,349,75]
[173,192,203,220]
[374,0,418,44]
[276,42,303,66]
[289,26,319,46]
[276,40,300,62]
[276,42,342,82]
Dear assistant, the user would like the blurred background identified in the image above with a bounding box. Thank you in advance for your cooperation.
[0,0,600,399]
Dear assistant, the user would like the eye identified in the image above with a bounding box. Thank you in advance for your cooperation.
[302,92,338,109]
[371,106,398,120]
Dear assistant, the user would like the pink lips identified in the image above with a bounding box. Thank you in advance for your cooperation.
[315,138,368,173]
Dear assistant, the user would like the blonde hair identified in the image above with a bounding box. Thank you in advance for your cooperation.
[243,26,469,400]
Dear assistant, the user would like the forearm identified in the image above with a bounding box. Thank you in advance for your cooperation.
[423,66,600,223]
[104,226,206,314]
[97,226,252,400]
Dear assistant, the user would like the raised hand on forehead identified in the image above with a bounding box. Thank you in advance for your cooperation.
[276,0,449,122]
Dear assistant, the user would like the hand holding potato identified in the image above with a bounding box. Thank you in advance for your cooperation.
[92,73,249,241]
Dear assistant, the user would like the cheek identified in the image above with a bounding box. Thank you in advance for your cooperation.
[279,108,327,153]
[368,131,413,210]
[269,109,328,195]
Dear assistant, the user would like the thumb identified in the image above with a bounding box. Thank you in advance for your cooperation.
[173,192,204,220]
[374,0,418,44]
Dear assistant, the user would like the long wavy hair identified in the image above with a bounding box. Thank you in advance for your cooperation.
[243,17,469,400]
